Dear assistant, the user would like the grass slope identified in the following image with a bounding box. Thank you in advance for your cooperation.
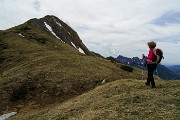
[0,23,144,113]
[9,79,180,120]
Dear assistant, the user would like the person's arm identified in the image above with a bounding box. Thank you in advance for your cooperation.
[145,49,153,60]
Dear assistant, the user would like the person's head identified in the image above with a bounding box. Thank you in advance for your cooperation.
[147,41,156,48]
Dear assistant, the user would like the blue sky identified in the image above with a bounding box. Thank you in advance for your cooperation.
[0,0,180,65]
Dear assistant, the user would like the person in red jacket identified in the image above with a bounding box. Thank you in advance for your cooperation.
[142,41,157,88]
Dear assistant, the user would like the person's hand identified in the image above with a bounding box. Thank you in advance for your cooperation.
[142,54,145,58]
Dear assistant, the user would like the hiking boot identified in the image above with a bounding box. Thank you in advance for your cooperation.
[145,82,150,86]
[152,85,156,88]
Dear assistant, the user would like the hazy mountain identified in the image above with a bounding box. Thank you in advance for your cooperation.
[167,65,180,75]
[116,55,180,80]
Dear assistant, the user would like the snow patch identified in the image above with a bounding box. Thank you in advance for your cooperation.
[102,79,106,84]
[79,48,85,54]
[71,42,85,54]
[44,22,65,43]
[19,33,25,37]
[0,112,17,120]
[71,42,77,49]
[53,16,62,27]
[44,22,60,39]
[56,21,62,27]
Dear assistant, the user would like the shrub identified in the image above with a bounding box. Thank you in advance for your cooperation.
[10,82,35,102]
[106,56,119,63]
[121,65,133,72]
[10,84,28,102]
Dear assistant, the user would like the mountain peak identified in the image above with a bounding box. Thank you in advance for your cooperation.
[26,15,92,55]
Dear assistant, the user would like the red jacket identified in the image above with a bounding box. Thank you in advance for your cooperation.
[146,48,156,64]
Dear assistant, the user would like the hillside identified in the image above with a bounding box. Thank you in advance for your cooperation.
[7,79,180,120]
[0,15,145,113]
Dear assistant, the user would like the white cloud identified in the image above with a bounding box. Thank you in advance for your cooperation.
[0,0,180,64]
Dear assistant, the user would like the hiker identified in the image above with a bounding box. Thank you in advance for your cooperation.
[142,41,157,88]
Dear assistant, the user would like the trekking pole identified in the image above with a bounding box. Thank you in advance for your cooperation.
[141,58,144,80]
[142,69,144,80]
[155,69,160,80]
[141,57,147,80]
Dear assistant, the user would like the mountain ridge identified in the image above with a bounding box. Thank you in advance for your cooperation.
[10,15,93,55]
[0,15,144,113]
[167,65,180,75]
[116,55,180,80]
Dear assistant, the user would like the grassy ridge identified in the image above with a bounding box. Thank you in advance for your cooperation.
[0,24,144,113]
[9,79,180,120]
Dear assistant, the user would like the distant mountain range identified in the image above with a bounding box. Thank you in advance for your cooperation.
[166,65,180,75]
[116,55,180,80]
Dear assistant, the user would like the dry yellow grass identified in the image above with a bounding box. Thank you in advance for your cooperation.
[0,24,144,113]
[8,79,180,120]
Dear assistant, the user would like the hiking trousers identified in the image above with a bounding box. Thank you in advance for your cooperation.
[147,64,157,87]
